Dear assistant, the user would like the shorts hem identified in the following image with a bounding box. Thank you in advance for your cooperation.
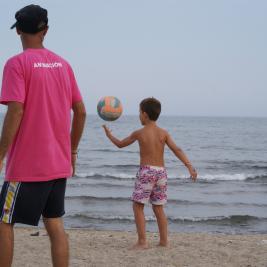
[7,218,39,226]
[42,212,65,219]
[150,201,167,206]
[0,219,15,225]
[131,199,148,205]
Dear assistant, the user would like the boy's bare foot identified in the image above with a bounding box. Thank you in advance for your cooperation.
[130,242,150,250]
[157,242,169,248]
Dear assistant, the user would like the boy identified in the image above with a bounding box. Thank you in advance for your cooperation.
[103,97,197,249]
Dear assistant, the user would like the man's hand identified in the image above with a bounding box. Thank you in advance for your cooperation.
[102,125,112,137]
[0,160,3,174]
[71,154,77,176]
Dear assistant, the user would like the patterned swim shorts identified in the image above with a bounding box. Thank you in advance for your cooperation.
[132,165,167,205]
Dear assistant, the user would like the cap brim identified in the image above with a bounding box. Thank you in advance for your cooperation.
[10,22,17,29]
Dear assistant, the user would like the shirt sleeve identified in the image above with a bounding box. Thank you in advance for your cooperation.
[68,66,83,105]
[0,58,26,105]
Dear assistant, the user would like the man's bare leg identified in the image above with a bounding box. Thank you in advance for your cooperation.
[0,222,14,267]
[43,217,69,267]
[132,202,149,249]
[152,205,168,246]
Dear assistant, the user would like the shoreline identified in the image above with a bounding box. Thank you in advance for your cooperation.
[12,227,267,267]
[17,224,267,235]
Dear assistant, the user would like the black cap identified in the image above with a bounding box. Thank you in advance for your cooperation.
[10,5,48,34]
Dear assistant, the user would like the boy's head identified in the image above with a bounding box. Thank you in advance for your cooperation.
[139,97,161,122]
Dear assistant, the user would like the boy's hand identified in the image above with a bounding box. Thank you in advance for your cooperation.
[188,166,197,182]
[102,125,112,137]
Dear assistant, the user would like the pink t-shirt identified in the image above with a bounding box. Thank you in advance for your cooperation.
[0,48,83,182]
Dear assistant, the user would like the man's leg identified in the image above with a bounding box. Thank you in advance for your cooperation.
[43,217,69,267]
[0,222,14,267]
[132,202,149,249]
[152,205,168,246]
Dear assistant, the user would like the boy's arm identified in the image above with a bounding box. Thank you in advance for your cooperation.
[103,125,137,148]
[165,132,197,181]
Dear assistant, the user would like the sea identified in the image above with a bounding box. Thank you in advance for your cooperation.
[0,115,267,234]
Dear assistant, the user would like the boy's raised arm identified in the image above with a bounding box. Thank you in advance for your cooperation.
[103,125,137,148]
[165,132,197,181]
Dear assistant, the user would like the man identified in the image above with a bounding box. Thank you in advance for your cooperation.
[0,5,86,267]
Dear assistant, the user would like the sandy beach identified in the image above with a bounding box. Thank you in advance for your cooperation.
[12,228,267,267]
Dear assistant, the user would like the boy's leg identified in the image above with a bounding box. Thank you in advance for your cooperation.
[0,222,14,267]
[43,217,69,267]
[152,205,168,246]
[132,202,149,248]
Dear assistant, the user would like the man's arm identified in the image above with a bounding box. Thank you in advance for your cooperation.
[103,125,137,148]
[71,101,86,175]
[0,102,24,171]
[165,132,197,181]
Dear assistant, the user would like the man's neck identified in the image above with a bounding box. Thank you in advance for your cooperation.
[21,36,44,51]
[22,43,44,50]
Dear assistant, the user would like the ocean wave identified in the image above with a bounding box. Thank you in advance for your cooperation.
[65,195,129,202]
[74,172,267,182]
[205,160,267,171]
[66,213,136,223]
[187,173,267,182]
[199,174,248,181]
[65,214,266,225]
[101,164,140,169]
[67,182,131,189]
[65,195,205,205]
[169,215,267,225]
[75,172,135,180]
[65,195,267,208]
[250,165,267,171]
[89,149,137,154]
[246,175,267,182]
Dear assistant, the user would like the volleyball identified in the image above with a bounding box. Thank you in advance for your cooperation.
[97,96,123,121]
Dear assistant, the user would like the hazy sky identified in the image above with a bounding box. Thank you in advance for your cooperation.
[0,0,266,117]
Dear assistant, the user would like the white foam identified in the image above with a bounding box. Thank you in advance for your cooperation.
[199,173,249,181]
[74,171,257,181]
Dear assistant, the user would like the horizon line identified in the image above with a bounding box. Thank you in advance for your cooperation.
[0,111,266,119]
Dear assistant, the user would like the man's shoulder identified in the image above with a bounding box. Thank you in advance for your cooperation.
[5,49,67,65]
[5,52,25,67]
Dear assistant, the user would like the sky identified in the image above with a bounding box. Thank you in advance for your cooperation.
[0,0,266,117]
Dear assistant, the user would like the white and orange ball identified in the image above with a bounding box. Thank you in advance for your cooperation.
[97,96,123,121]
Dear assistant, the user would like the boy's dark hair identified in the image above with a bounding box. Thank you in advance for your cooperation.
[140,97,161,121]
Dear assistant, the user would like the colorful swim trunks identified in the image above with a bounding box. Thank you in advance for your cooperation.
[132,165,167,205]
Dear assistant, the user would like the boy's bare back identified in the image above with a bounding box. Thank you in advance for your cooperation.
[134,124,167,167]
